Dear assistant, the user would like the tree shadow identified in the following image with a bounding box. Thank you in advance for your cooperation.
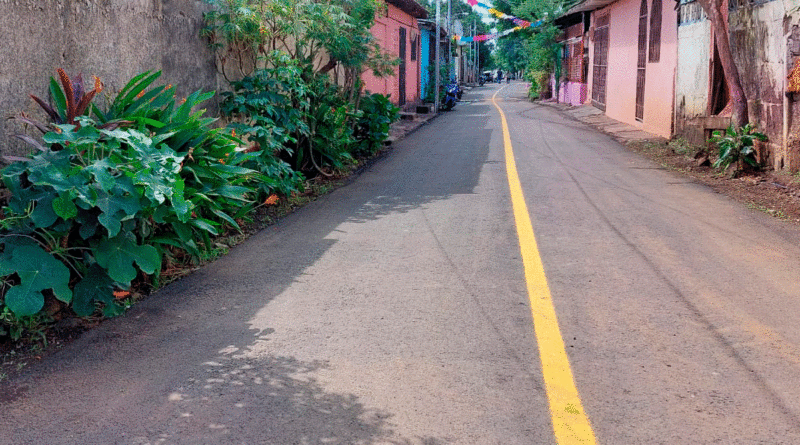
[131,352,401,444]
[0,100,493,445]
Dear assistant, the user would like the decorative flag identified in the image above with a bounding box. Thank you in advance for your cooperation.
[455,0,544,44]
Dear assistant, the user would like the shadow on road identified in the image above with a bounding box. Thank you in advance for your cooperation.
[1,92,493,445]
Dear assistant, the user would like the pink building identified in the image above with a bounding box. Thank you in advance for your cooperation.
[555,19,589,107]
[567,0,678,138]
[362,0,428,108]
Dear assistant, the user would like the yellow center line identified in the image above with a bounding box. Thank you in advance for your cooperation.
[491,88,597,444]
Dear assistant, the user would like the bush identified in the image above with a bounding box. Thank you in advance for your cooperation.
[0,70,263,327]
[222,50,397,178]
[353,92,399,157]
[709,123,768,172]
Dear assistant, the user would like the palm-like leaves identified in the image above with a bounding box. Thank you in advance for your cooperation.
[29,69,103,126]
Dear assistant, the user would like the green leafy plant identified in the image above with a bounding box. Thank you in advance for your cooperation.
[352,92,399,157]
[1,69,265,324]
[29,69,104,126]
[0,306,52,345]
[709,123,768,172]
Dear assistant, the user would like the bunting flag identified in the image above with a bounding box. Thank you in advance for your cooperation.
[454,0,544,44]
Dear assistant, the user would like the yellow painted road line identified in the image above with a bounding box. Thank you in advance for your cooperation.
[492,88,596,444]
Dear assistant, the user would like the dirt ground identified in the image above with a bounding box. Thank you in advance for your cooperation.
[625,138,800,224]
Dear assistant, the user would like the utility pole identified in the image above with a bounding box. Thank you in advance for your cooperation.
[470,19,478,83]
[446,0,451,84]
[435,0,440,112]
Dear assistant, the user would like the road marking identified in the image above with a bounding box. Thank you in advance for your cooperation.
[491,88,597,444]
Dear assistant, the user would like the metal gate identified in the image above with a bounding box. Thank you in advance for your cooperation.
[591,14,609,110]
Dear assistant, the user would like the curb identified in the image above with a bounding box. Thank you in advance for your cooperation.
[534,100,666,145]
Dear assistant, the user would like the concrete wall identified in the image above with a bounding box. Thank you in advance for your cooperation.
[1,0,219,157]
[675,17,711,118]
[729,0,787,169]
[600,0,678,138]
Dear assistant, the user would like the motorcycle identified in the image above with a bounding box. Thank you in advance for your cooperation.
[441,82,459,111]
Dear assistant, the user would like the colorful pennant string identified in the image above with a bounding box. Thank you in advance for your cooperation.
[454,0,543,44]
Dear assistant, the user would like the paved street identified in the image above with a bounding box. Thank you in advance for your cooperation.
[3,83,800,444]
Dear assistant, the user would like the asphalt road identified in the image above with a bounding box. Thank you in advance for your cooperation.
[3,83,800,444]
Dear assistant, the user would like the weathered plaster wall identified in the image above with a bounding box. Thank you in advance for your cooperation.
[674,3,711,145]
[676,20,711,118]
[785,6,800,171]
[1,0,218,157]
[729,0,786,169]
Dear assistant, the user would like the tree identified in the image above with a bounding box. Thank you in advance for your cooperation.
[695,0,748,126]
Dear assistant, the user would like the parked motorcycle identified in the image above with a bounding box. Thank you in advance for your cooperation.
[441,82,459,111]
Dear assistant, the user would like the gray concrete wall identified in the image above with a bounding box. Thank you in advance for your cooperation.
[1,0,220,157]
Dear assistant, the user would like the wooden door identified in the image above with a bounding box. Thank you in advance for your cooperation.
[591,14,609,110]
[399,27,407,106]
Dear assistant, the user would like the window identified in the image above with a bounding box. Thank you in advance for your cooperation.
[648,0,662,63]
[411,34,418,61]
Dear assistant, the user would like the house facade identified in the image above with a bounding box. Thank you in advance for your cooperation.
[560,0,678,138]
[555,14,590,106]
[362,0,428,108]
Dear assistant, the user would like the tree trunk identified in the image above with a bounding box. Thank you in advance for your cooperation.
[696,0,748,126]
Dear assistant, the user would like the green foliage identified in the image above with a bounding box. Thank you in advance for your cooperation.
[352,93,399,157]
[0,241,71,316]
[709,123,768,171]
[0,70,265,330]
[28,69,103,126]
[221,51,393,178]
[487,0,577,87]
[201,0,396,93]
[0,306,51,344]
[423,64,450,104]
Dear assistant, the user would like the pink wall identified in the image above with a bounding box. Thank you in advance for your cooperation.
[362,4,421,106]
[558,81,588,106]
[589,0,677,138]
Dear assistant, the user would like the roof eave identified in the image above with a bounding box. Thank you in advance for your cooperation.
[563,0,617,15]
[386,0,429,19]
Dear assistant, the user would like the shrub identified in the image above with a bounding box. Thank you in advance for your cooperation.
[709,123,768,172]
[352,92,399,157]
[221,51,375,178]
[0,70,263,326]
